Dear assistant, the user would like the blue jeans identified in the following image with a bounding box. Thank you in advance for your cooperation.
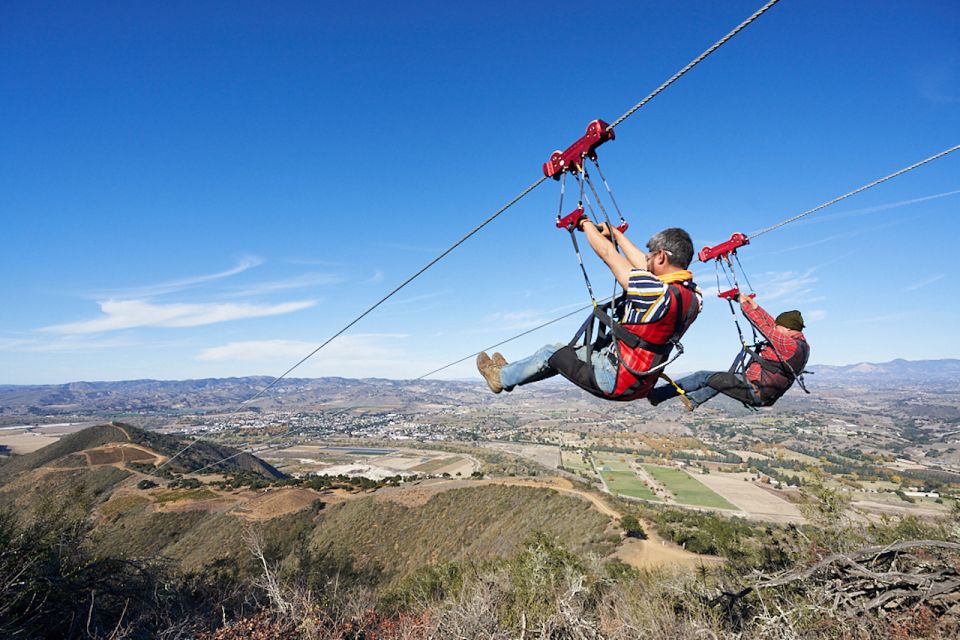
[647,350,755,407]
[499,342,618,394]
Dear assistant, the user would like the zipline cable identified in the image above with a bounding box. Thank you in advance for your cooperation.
[153,0,784,475]
[231,176,547,409]
[749,144,960,239]
[231,0,785,418]
[152,176,545,474]
[185,298,610,474]
[419,144,959,379]
[608,0,782,130]
[414,300,605,381]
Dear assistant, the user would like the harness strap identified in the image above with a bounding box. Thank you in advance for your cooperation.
[746,339,810,391]
[607,281,697,384]
[592,306,673,355]
[744,345,785,374]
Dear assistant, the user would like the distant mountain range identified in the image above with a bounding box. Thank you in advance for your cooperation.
[0,358,957,417]
[807,358,960,382]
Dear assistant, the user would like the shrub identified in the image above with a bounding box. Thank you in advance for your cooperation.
[619,515,646,539]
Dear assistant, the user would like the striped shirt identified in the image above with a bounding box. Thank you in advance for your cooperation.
[621,269,700,325]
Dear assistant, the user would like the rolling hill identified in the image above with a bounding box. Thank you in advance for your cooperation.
[0,422,283,483]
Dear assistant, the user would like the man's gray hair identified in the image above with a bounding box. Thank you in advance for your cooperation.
[646,228,694,269]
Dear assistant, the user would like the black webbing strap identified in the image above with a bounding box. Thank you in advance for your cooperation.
[592,282,697,355]
[744,345,785,374]
[592,305,673,355]
[742,312,811,394]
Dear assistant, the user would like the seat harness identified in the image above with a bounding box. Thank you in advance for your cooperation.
[548,281,700,401]
[543,120,698,401]
[698,232,811,408]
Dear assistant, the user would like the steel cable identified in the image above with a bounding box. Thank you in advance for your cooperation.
[749,144,960,238]
[153,175,546,474]
[419,145,959,380]
[153,0,785,475]
[415,300,606,380]
[608,0,782,130]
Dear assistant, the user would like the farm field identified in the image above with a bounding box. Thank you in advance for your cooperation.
[560,450,594,475]
[595,455,659,501]
[640,465,737,510]
[0,433,61,454]
[730,449,770,461]
[693,471,805,523]
[481,441,561,469]
[778,449,821,464]
[409,455,471,475]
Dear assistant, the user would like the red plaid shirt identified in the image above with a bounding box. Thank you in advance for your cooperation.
[741,301,806,384]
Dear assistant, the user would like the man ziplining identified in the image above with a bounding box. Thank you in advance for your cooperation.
[477,222,701,401]
[647,294,809,410]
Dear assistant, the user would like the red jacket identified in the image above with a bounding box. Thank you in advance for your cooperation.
[742,301,809,403]
[612,278,700,399]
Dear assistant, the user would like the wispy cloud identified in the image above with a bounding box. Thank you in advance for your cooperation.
[225,273,342,297]
[698,271,817,303]
[783,190,960,229]
[918,57,960,104]
[285,257,349,267]
[0,338,33,351]
[194,334,442,379]
[366,269,384,284]
[700,285,723,299]
[906,273,945,291]
[0,333,161,354]
[769,216,916,254]
[483,310,557,330]
[23,335,140,353]
[197,334,407,362]
[42,299,316,334]
[92,256,263,298]
[843,310,918,325]
[806,309,827,322]
[392,290,453,305]
[751,269,818,303]
[371,241,436,253]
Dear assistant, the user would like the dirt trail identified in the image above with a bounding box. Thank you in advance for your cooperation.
[486,477,718,568]
[487,477,619,519]
[109,423,132,441]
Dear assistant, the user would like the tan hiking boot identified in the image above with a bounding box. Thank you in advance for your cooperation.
[492,352,511,392]
[678,393,696,412]
[476,352,503,393]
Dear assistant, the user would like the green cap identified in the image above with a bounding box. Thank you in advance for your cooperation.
[775,310,804,331]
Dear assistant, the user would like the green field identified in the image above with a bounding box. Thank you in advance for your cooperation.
[641,465,737,510]
[595,455,659,501]
[560,450,594,475]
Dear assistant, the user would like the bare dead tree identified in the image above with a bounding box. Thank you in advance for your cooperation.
[714,539,960,619]
[241,524,291,617]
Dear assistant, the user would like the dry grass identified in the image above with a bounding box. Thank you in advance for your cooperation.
[153,488,220,504]
[99,493,150,518]
[231,487,323,521]
[86,443,159,466]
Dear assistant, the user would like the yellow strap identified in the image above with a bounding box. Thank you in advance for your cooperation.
[659,372,687,396]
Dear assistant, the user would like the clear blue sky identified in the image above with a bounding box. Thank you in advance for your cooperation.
[1,0,958,384]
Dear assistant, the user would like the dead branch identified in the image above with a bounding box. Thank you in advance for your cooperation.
[713,539,960,617]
